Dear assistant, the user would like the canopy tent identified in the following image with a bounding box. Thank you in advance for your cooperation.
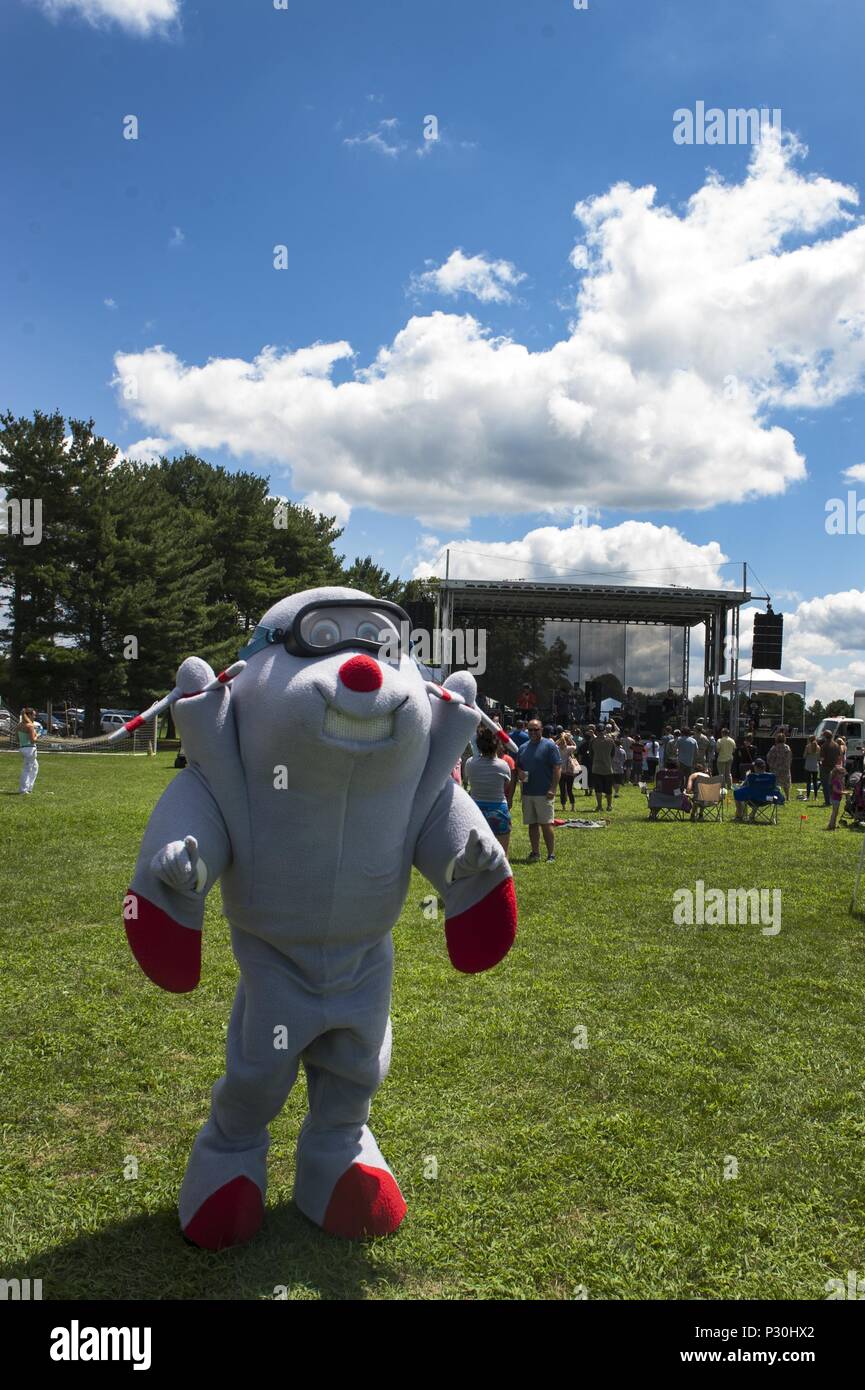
[720,668,806,729]
[720,668,806,697]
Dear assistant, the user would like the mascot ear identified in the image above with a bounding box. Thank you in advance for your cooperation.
[442,670,477,705]
[176,656,216,694]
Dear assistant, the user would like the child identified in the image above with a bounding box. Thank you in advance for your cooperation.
[826,760,846,831]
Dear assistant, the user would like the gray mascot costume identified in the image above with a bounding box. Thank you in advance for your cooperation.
[124,588,517,1249]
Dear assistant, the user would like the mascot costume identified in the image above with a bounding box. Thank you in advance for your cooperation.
[123,588,518,1249]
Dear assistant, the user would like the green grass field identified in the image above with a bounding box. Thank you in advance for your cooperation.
[2,750,864,1301]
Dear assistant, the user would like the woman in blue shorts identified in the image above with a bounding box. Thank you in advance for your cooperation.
[463,725,516,860]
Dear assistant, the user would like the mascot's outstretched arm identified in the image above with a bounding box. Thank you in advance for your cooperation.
[413,777,516,973]
[412,669,517,974]
[124,658,234,994]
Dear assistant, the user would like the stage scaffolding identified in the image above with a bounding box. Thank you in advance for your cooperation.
[435,580,751,729]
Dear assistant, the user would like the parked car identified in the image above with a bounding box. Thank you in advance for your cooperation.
[0,707,14,736]
[36,711,68,735]
[100,712,128,735]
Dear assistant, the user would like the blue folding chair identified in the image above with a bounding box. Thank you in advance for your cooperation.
[734,771,783,825]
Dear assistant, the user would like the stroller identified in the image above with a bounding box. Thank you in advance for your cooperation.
[843,773,865,827]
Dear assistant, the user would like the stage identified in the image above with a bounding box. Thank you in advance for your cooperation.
[435,579,752,728]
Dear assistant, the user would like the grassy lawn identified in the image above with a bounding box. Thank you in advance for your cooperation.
[1,750,864,1301]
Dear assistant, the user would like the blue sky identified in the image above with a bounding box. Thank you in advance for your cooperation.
[2,0,865,698]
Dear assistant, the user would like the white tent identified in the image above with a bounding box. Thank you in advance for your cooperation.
[720,668,806,697]
[720,668,806,727]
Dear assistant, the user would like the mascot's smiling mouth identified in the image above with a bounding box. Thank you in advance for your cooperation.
[323,706,395,744]
[318,688,409,745]
[324,692,411,739]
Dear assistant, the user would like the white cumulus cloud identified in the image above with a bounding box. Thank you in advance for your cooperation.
[410,249,527,304]
[124,436,171,466]
[842,463,865,482]
[410,517,729,588]
[298,490,352,527]
[114,132,865,527]
[786,589,865,655]
[30,0,179,35]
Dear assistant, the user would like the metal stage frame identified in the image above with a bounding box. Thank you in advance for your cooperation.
[435,580,751,729]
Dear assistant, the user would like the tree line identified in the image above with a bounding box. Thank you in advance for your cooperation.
[0,410,434,734]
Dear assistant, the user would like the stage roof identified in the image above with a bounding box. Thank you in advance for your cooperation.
[439,580,751,626]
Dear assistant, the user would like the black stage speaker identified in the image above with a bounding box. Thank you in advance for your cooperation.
[752,611,784,670]
[643,698,664,736]
[584,678,602,721]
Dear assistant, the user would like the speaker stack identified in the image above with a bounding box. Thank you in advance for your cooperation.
[752,610,784,670]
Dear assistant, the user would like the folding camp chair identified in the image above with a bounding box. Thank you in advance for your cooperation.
[647,789,691,821]
[736,771,782,825]
[691,776,724,822]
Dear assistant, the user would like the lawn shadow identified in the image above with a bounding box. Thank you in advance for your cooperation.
[11,1201,399,1301]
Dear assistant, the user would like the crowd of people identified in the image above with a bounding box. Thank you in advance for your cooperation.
[460,710,858,864]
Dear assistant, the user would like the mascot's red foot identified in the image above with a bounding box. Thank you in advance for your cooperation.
[124,891,201,993]
[182,1176,264,1251]
[323,1163,407,1239]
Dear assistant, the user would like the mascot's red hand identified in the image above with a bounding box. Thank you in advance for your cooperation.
[124,837,207,994]
[445,877,517,974]
[124,893,202,994]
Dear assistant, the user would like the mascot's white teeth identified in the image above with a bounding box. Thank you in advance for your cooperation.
[323,706,394,744]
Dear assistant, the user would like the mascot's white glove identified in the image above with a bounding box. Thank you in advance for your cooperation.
[151,835,208,894]
[449,826,507,883]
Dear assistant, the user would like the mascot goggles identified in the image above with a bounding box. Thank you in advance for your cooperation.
[239,599,413,662]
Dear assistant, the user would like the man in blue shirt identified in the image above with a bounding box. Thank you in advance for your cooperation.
[516,720,561,862]
[676,727,698,783]
[510,720,530,749]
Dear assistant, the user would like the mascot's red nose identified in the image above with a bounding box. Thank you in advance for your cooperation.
[338,654,383,692]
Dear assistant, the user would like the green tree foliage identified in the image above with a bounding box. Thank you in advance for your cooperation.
[822,699,854,718]
[0,414,352,725]
[3,409,568,729]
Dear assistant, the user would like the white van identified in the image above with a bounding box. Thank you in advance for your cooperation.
[814,717,864,771]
